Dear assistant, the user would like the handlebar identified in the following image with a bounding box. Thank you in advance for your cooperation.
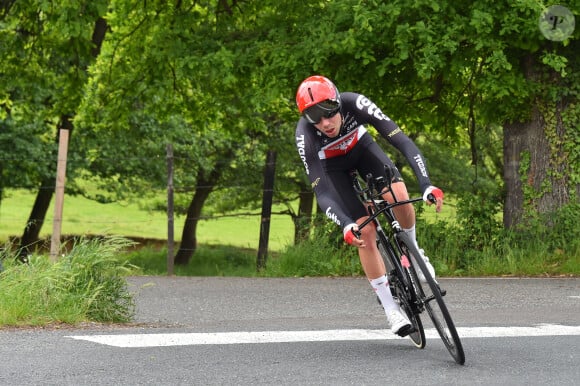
[350,166,426,236]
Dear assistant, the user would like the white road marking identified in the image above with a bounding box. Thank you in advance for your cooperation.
[67,324,580,348]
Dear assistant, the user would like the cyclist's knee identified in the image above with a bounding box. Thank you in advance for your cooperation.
[390,181,410,200]
[356,218,376,239]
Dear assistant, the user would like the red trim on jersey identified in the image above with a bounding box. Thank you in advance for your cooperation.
[318,126,367,159]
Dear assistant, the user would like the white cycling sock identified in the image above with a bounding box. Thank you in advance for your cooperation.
[404,225,436,280]
[403,225,420,250]
[369,275,398,313]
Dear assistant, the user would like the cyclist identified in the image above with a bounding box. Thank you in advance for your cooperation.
[294,75,444,336]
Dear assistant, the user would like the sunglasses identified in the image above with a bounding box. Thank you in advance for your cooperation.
[303,99,341,124]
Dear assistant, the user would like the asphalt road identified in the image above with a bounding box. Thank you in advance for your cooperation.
[1,277,579,385]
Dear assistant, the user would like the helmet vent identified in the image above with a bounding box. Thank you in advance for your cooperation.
[307,87,314,102]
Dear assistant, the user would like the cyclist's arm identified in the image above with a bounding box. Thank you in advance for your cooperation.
[385,131,432,193]
[295,123,354,230]
[350,93,432,192]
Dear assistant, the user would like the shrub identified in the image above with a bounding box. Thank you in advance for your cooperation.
[0,236,136,326]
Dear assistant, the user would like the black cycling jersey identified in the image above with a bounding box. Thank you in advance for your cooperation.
[295,92,433,230]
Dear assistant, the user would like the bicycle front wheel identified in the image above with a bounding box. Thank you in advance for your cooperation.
[377,237,425,349]
[397,233,465,365]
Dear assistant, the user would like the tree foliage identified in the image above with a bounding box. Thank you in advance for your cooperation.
[1,0,578,259]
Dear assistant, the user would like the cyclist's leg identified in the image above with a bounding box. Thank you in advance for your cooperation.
[355,141,416,228]
[355,142,433,280]
[324,182,410,333]
[386,182,436,281]
[353,218,409,326]
[354,216,385,278]
[340,159,410,333]
[324,150,411,334]
[320,164,388,280]
[382,181,416,231]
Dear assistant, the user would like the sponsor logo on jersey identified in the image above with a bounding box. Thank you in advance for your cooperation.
[311,177,320,189]
[355,95,391,121]
[325,206,341,226]
[341,113,358,132]
[413,154,428,178]
[296,134,309,175]
[388,128,401,137]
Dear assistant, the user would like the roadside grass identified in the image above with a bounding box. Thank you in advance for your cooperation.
[0,237,135,327]
[124,244,259,277]
[119,239,579,278]
[1,232,577,328]
[473,243,580,277]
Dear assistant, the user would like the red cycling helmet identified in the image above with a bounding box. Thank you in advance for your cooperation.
[296,75,342,124]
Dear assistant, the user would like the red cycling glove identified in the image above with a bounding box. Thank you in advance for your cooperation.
[422,186,444,203]
[343,223,359,245]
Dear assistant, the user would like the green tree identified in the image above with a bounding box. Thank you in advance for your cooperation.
[4,0,577,265]
[0,0,109,256]
[76,1,289,263]
[273,0,579,228]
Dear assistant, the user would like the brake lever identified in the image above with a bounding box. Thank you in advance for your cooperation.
[427,193,437,204]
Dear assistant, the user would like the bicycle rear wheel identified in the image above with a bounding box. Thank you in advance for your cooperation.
[397,234,465,365]
[390,275,425,349]
[377,238,425,349]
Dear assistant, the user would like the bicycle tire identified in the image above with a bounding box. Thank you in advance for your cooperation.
[377,236,425,349]
[397,255,426,349]
[397,233,466,365]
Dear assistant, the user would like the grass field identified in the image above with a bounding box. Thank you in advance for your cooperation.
[1,188,456,251]
[2,189,577,279]
[0,189,295,251]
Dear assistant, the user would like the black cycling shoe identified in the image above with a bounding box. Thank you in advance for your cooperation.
[395,324,415,337]
[437,285,447,296]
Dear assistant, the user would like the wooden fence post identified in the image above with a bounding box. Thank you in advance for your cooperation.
[257,150,276,270]
[50,128,69,262]
[166,144,175,276]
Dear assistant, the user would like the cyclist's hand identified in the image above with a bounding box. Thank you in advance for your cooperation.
[343,223,365,248]
[423,186,444,213]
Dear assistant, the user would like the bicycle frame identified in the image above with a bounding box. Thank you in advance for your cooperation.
[350,168,465,364]
[351,171,426,344]
[351,170,423,280]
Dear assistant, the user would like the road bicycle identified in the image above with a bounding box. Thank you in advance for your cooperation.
[351,167,465,365]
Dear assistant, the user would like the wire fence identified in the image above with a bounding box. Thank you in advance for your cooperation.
[1,140,452,265]
[0,145,298,262]
[0,184,297,246]
[0,205,295,252]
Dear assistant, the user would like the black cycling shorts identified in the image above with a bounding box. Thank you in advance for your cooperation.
[322,134,403,221]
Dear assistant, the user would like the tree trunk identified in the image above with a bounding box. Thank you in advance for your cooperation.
[174,167,221,265]
[503,56,576,228]
[293,182,314,244]
[18,181,53,257]
[257,150,277,270]
[503,109,541,229]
